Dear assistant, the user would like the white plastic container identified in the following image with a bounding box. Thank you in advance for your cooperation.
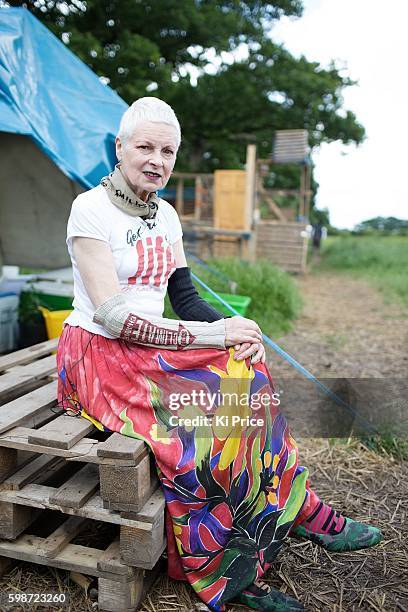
[0,266,36,296]
[36,267,74,283]
[0,292,19,353]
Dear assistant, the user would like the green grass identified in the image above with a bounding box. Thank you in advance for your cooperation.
[164,257,302,337]
[360,429,408,461]
[316,235,408,304]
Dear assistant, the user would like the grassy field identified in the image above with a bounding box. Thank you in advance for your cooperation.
[164,257,302,337]
[316,235,408,304]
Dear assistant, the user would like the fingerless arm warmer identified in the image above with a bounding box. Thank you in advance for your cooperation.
[93,293,226,350]
[167,267,225,322]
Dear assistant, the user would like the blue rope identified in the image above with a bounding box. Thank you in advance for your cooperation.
[191,271,378,435]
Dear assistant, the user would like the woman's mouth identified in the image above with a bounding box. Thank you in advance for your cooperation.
[143,171,161,182]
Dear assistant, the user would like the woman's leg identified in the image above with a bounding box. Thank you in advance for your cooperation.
[291,495,382,552]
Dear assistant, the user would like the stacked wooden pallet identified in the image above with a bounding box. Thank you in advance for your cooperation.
[255,221,308,273]
[0,339,166,611]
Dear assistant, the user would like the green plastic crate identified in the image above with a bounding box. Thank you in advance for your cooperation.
[200,291,251,316]
[20,281,73,312]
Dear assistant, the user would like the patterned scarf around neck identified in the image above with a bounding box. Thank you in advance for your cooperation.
[101,163,160,219]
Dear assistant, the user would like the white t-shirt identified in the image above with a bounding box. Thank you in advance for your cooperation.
[65,185,183,337]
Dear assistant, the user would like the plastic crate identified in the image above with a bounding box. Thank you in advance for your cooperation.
[39,307,73,339]
[21,281,74,311]
[200,291,251,316]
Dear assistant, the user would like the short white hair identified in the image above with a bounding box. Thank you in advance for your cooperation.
[117,97,181,148]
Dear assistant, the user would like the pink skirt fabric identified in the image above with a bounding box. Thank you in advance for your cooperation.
[57,324,317,611]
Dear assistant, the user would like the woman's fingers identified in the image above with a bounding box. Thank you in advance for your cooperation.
[233,341,266,364]
[234,342,253,360]
[250,344,266,365]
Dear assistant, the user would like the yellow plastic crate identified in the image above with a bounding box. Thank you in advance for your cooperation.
[39,307,73,339]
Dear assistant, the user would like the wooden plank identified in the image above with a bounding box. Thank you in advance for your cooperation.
[175,177,184,216]
[37,515,90,559]
[0,534,151,583]
[259,244,304,251]
[0,500,41,539]
[100,453,150,512]
[0,427,137,466]
[1,454,62,491]
[122,487,165,525]
[0,338,59,373]
[0,448,17,481]
[98,574,144,612]
[33,459,74,490]
[0,534,101,576]
[0,486,152,528]
[0,451,38,485]
[49,463,99,509]
[0,555,16,577]
[0,355,57,402]
[0,382,57,434]
[97,432,145,462]
[120,514,166,570]
[194,175,203,222]
[21,405,63,431]
[97,539,136,577]
[28,414,94,450]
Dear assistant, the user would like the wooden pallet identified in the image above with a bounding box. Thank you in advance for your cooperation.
[0,339,167,610]
[0,518,164,612]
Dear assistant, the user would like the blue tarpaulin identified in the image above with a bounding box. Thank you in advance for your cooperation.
[0,7,128,188]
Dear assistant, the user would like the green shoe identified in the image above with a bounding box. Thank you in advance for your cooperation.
[291,517,383,552]
[232,580,304,611]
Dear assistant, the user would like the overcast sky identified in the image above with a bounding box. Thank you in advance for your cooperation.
[270,0,408,229]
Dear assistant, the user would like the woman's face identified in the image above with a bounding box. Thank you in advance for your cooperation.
[115,120,178,201]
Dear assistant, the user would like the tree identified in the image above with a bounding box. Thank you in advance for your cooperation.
[8,0,303,99]
[165,40,364,171]
[6,0,365,181]
[354,217,408,235]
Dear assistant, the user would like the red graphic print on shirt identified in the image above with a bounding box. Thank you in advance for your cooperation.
[128,236,176,288]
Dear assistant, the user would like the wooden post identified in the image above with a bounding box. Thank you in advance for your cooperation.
[244,144,257,261]
[299,165,306,220]
[98,574,144,612]
[175,178,184,216]
[304,164,311,221]
[0,448,17,482]
[195,176,203,222]
[99,454,151,512]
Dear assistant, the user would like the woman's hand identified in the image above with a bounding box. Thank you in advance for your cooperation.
[225,316,263,347]
[234,342,266,364]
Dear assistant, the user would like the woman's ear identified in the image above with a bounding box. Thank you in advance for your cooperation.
[115,136,122,162]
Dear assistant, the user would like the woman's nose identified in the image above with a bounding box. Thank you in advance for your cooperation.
[149,150,163,166]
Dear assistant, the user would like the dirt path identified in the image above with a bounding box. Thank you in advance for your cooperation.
[267,271,407,379]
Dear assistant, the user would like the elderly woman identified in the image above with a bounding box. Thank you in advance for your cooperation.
[57,97,382,612]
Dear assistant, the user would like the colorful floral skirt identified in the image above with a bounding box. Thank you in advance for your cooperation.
[57,324,315,612]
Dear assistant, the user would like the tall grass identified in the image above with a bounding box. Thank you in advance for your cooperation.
[318,236,408,304]
[164,258,302,337]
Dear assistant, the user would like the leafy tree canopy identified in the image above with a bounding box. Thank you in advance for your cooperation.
[7,0,365,175]
[354,217,408,235]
